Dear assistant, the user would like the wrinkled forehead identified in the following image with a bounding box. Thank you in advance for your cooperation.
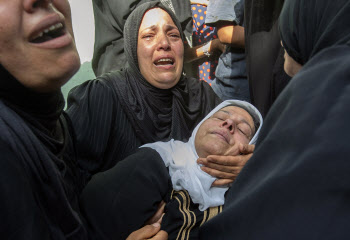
[213,106,255,129]
[139,8,177,32]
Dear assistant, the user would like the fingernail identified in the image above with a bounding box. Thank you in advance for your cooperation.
[152,223,160,228]
[197,160,203,164]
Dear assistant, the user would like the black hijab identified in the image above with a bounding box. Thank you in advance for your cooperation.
[279,0,350,65]
[199,0,350,239]
[0,65,65,154]
[109,1,221,143]
[0,65,86,237]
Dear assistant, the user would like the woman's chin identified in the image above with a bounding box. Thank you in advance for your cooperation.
[152,75,181,89]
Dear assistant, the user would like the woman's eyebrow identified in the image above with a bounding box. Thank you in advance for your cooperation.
[165,24,179,32]
[140,24,178,34]
[140,25,157,33]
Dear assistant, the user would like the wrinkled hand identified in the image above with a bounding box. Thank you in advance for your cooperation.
[197,144,255,187]
[126,223,168,240]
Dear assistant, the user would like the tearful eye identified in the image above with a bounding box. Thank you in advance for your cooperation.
[143,35,153,40]
[170,34,180,38]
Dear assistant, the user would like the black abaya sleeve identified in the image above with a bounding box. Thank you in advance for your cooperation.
[0,141,52,239]
[80,147,171,240]
[66,78,141,178]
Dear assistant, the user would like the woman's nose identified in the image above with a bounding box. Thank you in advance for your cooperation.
[24,0,51,13]
[221,119,235,133]
[157,33,170,51]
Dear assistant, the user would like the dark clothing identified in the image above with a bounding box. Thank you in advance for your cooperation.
[279,0,350,65]
[91,0,192,76]
[80,148,171,240]
[0,65,65,139]
[244,0,291,117]
[0,108,87,239]
[200,0,350,237]
[66,70,219,175]
[67,1,221,176]
[66,78,140,176]
[80,147,222,240]
[0,66,88,238]
[161,190,222,240]
[200,43,350,240]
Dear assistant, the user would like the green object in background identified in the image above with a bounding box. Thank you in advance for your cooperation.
[62,61,95,108]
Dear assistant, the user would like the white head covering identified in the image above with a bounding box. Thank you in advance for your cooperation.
[141,100,263,210]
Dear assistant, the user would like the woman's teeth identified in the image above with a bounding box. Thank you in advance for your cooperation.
[156,58,174,65]
[32,23,64,41]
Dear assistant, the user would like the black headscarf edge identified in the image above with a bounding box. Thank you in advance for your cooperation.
[279,0,350,65]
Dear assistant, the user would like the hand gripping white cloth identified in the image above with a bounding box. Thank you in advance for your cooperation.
[141,100,263,210]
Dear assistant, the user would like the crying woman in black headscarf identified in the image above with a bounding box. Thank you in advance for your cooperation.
[0,0,170,238]
[199,0,350,239]
[67,1,254,182]
[0,0,85,238]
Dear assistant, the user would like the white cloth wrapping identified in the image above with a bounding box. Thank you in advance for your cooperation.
[141,100,263,210]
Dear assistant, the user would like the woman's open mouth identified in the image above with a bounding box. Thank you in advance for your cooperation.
[153,57,176,70]
[30,23,66,44]
[154,58,174,66]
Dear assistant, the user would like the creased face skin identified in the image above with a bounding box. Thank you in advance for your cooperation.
[195,106,255,158]
[0,0,80,93]
[137,7,184,89]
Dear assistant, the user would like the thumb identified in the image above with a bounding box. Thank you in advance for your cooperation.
[126,223,161,240]
[152,222,161,228]
[239,143,255,154]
